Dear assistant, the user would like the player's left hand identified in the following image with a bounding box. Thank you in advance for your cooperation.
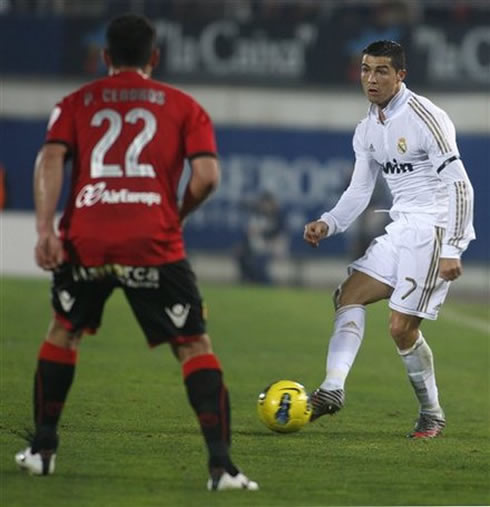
[439,258,462,281]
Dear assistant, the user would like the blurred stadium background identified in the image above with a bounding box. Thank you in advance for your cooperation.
[1,0,488,294]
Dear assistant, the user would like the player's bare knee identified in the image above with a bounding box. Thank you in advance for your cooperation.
[336,284,363,308]
[389,317,408,339]
[175,334,213,363]
[389,316,419,349]
[46,319,82,349]
[196,333,212,352]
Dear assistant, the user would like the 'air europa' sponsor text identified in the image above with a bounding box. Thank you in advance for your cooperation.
[75,182,161,208]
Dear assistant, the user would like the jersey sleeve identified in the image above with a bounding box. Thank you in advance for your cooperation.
[319,121,380,236]
[416,102,475,257]
[438,157,475,258]
[45,94,76,150]
[184,99,217,159]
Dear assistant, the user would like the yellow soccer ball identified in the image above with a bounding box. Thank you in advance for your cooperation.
[257,380,312,433]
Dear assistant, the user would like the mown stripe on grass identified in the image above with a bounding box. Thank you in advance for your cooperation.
[441,308,489,335]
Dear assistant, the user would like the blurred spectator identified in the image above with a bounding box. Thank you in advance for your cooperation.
[171,0,224,21]
[0,0,11,14]
[11,0,104,15]
[259,0,323,23]
[344,0,418,82]
[6,0,490,21]
[423,0,490,24]
[82,24,106,75]
[235,191,289,284]
[223,0,253,22]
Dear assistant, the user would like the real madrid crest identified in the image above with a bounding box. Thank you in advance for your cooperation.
[397,137,407,154]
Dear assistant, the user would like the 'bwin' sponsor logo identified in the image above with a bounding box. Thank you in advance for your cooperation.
[382,159,414,175]
[76,182,161,208]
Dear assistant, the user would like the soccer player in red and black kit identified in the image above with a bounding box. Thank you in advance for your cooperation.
[15,14,258,491]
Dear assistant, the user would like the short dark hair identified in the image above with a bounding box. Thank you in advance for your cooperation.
[106,14,156,68]
[362,40,406,71]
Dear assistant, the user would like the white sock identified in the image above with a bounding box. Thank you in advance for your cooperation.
[320,304,365,391]
[398,332,443,416]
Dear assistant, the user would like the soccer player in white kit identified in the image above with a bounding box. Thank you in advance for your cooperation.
[304,40,475,438]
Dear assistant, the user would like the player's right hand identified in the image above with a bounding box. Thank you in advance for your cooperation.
[35,231,64,270]
[303,221,328,248]
[439,257,462,281]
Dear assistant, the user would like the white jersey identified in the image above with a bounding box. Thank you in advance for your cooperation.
[320,83,475,258]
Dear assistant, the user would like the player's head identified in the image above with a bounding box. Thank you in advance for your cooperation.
[104,14,159,75]
[360,40,407,108]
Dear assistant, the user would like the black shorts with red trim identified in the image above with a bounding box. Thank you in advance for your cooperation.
[51,259,206,347]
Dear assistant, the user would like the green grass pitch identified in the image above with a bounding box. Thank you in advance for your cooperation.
[1,277,488,506]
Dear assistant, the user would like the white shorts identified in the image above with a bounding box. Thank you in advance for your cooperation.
[349,215,450,320]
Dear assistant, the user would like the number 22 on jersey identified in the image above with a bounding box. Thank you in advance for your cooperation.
[90,107,156,178]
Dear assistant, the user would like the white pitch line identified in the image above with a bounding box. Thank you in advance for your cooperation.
[441,308,489,335]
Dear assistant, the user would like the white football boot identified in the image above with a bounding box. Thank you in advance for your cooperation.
[15,447,56,476]
[207,471,259,491]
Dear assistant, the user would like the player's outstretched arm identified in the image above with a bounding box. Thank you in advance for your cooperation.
[179,156,220,223]
[304,221,328,248]
[33,143,66,270]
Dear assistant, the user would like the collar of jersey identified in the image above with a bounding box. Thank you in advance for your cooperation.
[369,83,410,122]
[110,69,149,79]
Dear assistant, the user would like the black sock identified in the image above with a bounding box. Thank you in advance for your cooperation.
[182,354,238,475]
[33,341,77,448]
